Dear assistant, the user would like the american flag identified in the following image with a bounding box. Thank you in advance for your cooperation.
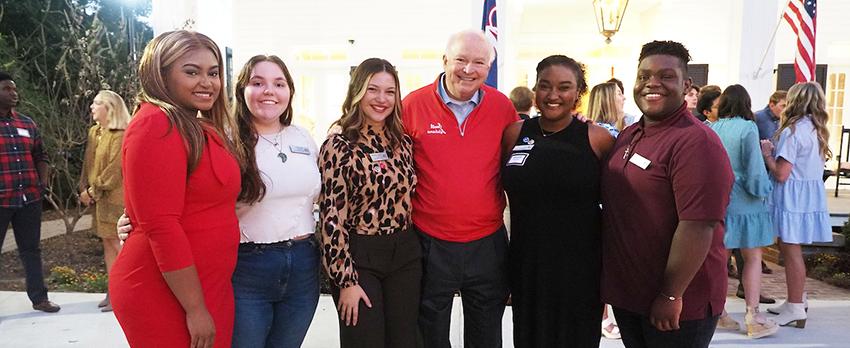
[481,0,498,88]
[783,0,817,82]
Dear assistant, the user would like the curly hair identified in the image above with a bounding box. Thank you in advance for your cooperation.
[777,82,832,159]
[638,40,691,73]
[535,55,588,109]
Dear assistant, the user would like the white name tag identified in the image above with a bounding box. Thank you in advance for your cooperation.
[289,145,311,155]
[507,153,529,166]
[369,152,389,161]
[629,153,651,169]
[16,128,30,138]
[512,144,534,151]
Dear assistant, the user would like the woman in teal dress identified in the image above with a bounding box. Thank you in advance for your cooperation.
[708,85,778,338]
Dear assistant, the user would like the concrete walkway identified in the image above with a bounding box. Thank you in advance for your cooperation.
[1,291,849,348]
[2,186,849,347]
[2,215,91,254]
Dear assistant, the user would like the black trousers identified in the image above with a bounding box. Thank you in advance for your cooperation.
[332,228,422,348]
[0,202,48,304]
[417,226,509,348]
[614,307,718,348]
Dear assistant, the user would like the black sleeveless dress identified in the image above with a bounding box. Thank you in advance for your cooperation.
[502,118,602,348]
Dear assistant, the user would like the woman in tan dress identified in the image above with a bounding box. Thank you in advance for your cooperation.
[79,90,131,312]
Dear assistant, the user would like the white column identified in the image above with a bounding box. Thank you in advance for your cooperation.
[732,0,781,108]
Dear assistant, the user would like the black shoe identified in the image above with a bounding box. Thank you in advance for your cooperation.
[735,286,776,304]
[762,262,773,274]
[32,300,61,313]
[98,294,110,308]
[759,294,777,304]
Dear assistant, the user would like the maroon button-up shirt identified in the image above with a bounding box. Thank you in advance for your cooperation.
[600,103,733,320]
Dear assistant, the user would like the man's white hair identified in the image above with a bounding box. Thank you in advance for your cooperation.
[444,29,496,64]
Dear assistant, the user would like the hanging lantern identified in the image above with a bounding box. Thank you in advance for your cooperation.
[593,0,629,44]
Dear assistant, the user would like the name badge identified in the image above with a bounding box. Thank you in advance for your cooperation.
[512,144,534,151]
[16,128,30,138]
[369,152,389,161]
[289,145,311,155]
[507,153,529,166]
[629,153,651,170]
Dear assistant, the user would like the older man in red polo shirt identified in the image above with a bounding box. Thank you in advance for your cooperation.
[600,41,733,347]
[402,30,517,348]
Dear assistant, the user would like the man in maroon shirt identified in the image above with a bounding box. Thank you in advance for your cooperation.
[600,42,733,347]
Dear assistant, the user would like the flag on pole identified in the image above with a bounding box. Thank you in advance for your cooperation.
[783,0,817,82]
[481,0,498,88]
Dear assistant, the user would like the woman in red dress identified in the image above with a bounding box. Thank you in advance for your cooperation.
[109,30,246,348]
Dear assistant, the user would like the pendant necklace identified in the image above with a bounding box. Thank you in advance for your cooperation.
[258,130,287,163]
[540,117,571,137]
[540,124,563,137]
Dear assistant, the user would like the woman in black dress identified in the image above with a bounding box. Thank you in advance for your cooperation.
[501,55,614,347]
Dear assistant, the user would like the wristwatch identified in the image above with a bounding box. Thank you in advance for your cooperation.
[659,292,680,301]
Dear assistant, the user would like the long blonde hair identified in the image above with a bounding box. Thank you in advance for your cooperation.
[587,82,624,131]
[135,30,245,173]
[775,82,831,159]
[95,90,131,130]
[331,58,405,149]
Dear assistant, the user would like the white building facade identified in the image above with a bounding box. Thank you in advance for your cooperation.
[150,0,850,157]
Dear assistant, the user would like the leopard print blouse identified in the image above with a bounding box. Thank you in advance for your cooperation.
[318,125,417,288]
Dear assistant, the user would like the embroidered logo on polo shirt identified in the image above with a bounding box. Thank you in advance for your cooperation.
[427,122,446,135]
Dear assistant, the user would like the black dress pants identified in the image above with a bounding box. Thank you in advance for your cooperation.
[332,228,422,348]
[417,226,510,348]
[614,306,718,348]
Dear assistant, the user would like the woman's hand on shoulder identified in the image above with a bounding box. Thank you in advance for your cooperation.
[501,121,524,163]
[587,123,616,159]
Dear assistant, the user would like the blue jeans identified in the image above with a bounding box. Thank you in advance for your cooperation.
[231,237,321,348]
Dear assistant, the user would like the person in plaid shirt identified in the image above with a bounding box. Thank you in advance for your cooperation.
[0,71,59,313]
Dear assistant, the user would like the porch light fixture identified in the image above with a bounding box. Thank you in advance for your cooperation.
[593,0,629,44]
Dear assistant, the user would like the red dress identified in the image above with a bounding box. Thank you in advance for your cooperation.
[110,103,240,347]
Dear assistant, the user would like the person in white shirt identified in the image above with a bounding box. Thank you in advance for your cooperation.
[229,55,322,348]
[117,54,322,348]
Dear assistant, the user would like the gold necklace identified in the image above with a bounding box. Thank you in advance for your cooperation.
[539,117,573,137]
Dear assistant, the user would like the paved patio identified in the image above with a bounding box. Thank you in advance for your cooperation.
[2,289,849,348]
[2,185,849,347]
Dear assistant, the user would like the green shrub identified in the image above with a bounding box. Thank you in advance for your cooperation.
[49,266,108,293]
[828,272,850,288]
[806,252,850,290]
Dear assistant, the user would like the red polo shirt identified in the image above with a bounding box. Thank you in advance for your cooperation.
[402,77,518,242]
[600,103,733,321]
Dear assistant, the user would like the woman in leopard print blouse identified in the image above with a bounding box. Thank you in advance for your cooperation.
[318,58,420,347]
